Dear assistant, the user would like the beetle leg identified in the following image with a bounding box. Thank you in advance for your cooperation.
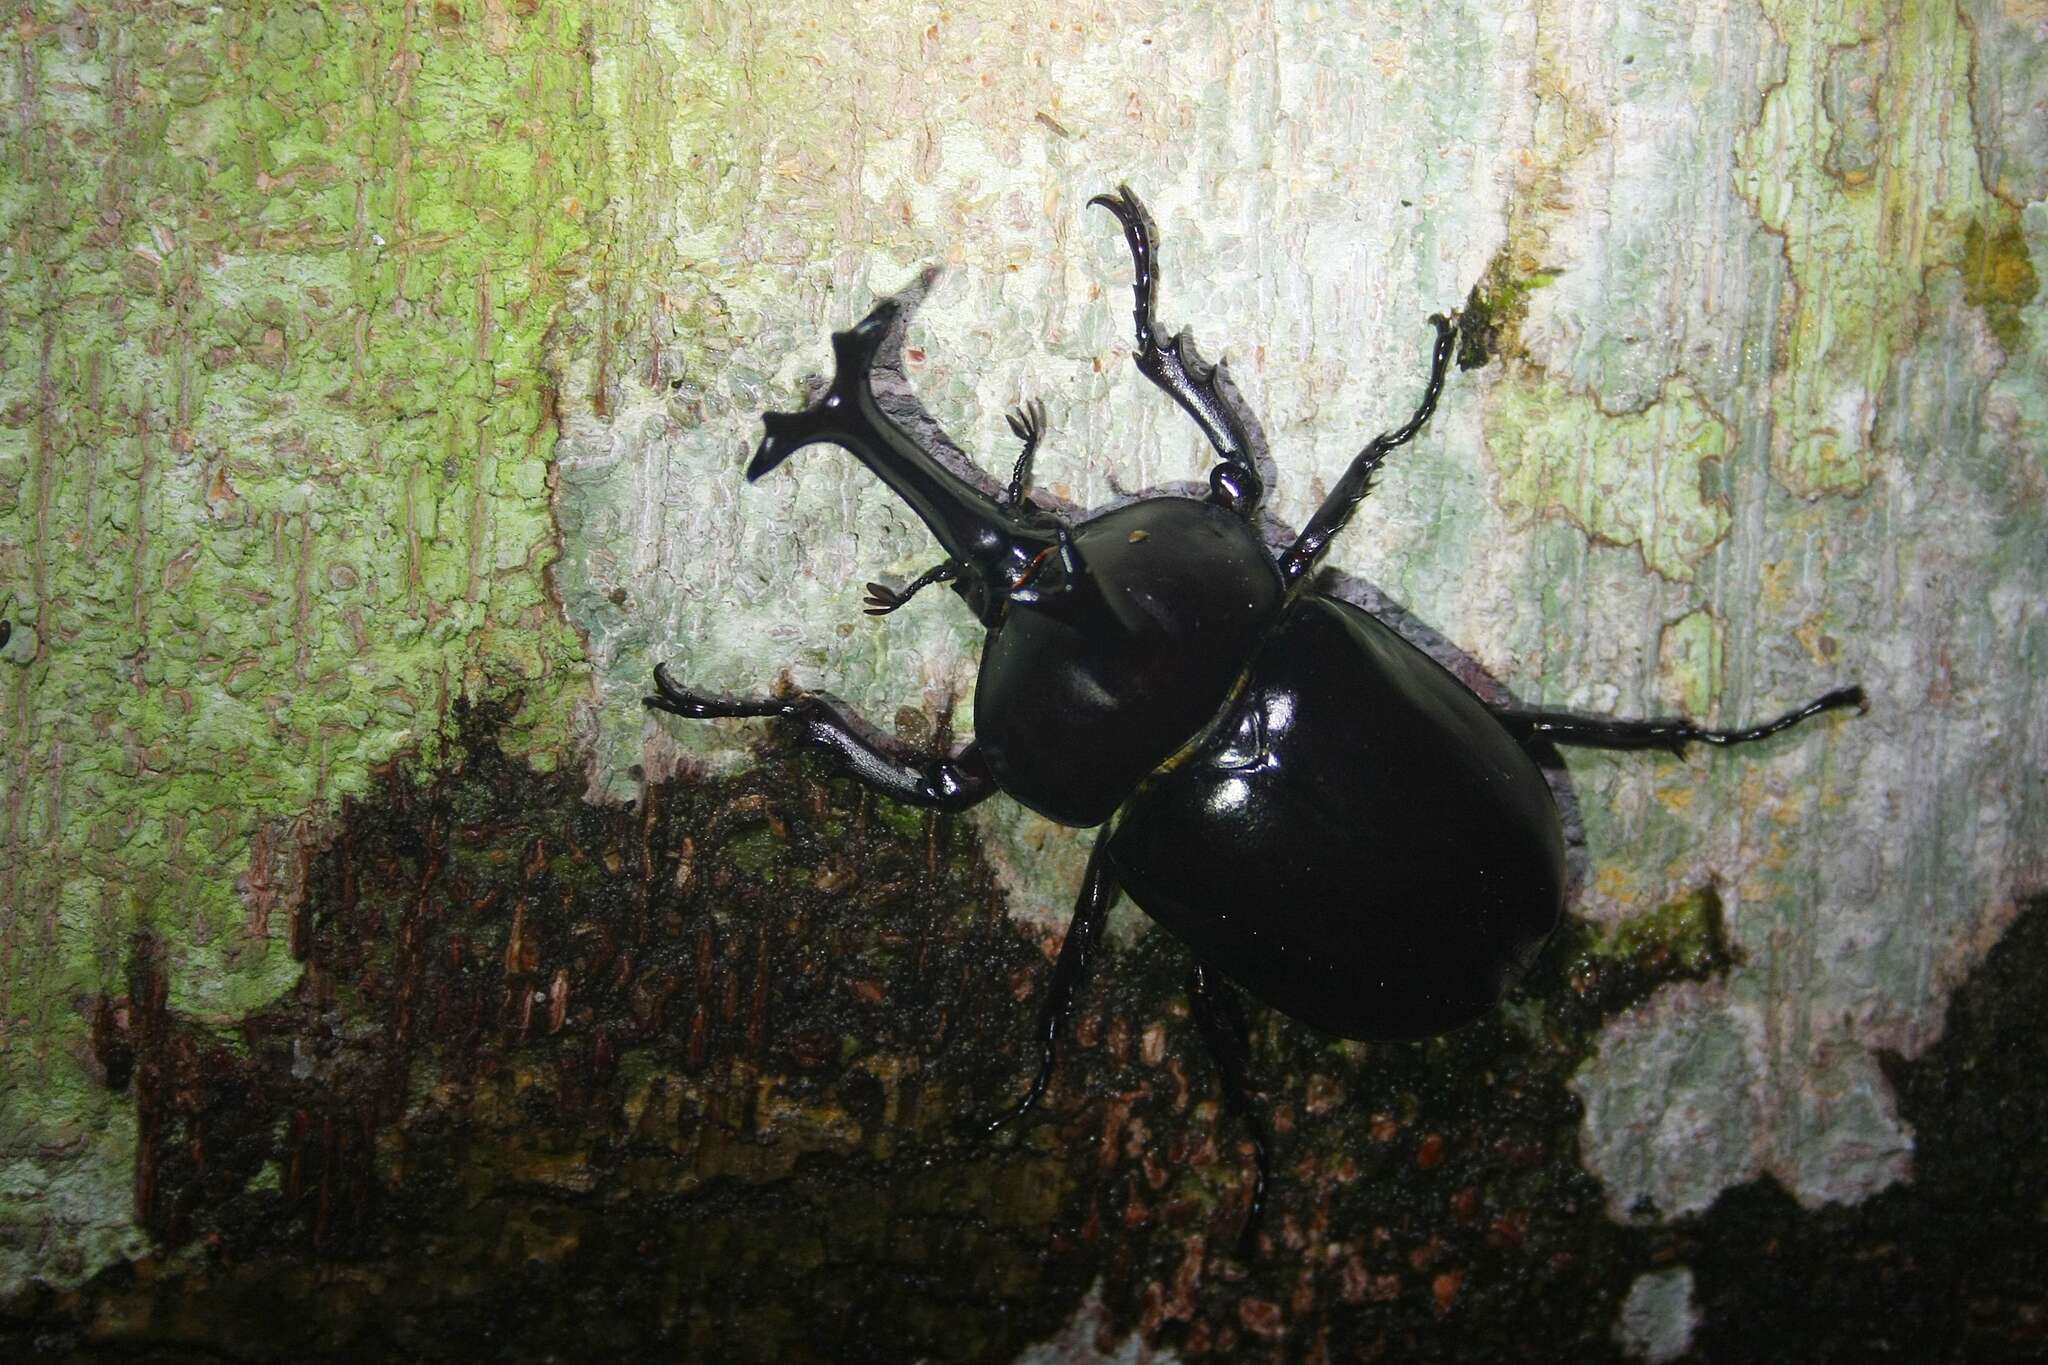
[1492,686,1867,758]
[1187,963,1270,1256]
[1278,312,1458,588]
[861,560,961,616]
[1089,185,1266,520]
[644,663,997,811]
[987,827,1116,1132]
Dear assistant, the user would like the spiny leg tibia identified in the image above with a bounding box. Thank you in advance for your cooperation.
[644,663,996,812]
[1492,686,1866,757]
[1089,185,1265,519]
[1278,312,1458,588]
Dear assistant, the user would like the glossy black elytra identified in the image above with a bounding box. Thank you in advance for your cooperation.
[645,187,1863,1246]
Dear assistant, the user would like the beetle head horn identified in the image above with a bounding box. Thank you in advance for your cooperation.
[746,270,936,482]
[743,271,1063,626]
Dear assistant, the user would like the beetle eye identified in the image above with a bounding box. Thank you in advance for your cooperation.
[950,574,991,622]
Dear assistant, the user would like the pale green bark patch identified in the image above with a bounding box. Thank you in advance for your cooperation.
[1486,378,1732,582]
[0,0,600,1291]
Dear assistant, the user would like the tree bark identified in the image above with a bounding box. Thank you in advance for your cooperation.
[2,0,2044,1358]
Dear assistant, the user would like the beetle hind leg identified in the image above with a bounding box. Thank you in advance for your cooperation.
[1492,686,1866,757]
[1188,963,1271,1256]
[987,828,1116,1132]
[1090,186,1267,519]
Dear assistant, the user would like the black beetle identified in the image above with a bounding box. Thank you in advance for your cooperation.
[646,187,1862,1241]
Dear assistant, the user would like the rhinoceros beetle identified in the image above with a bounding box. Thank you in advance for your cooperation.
[646,187,1862,1245]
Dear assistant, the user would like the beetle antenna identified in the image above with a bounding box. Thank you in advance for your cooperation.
[1004,524,1096,609]
[745,281,1059,627]
[1003,398,1047,507]
[861,560,961,616]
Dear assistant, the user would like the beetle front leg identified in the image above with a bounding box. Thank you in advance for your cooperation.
[1188,962,1271,1256]
[1492,686,1866,757]
[1090,185,1266,519]
[644,663,997,812]
[987,827,1116,1131]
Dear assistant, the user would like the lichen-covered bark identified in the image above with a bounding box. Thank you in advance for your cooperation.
[2,0,2045,1358]
[0,0,599,1288]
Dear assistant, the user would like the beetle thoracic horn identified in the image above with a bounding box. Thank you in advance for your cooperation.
[746,284,1059,621]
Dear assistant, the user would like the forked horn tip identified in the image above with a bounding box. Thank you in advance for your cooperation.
[747,411,812,480]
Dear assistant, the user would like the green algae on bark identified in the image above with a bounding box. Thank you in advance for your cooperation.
[1959,211,2041,354]
[1485,378,1734,584]
[0,0,602,1292]
[1738,0,2000,498]
[1455,252,1556,372]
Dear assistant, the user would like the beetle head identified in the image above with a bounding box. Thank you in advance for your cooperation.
[747,277,1077,628]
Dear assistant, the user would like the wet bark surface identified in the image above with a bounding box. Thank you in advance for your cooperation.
[5,704,2040,1361]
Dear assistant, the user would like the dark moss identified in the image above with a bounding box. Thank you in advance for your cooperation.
[12,702,1086,1363]
[1959,211,2040,354]
[1455,253,1554,371]
[1667,896,2048,1364]
[6,702,2038,1362]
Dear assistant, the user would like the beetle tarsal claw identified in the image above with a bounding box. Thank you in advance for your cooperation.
[1086,183,1143,224]
[643,663,795,720]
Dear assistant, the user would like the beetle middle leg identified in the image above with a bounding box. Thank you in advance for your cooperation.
[1090,185,1266,519]
[1187,962,1271,1255]
[1278,312,1459,587]
[644,663,997,812]
[1492,686,1866,757]
[987,827,1116,1131]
